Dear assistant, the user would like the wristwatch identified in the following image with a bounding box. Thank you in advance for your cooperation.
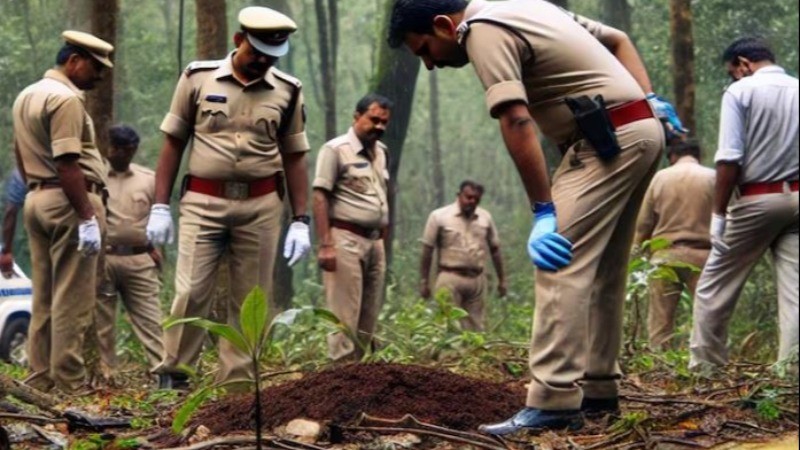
[292,214,311,225]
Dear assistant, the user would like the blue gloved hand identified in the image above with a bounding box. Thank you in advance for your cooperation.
[527,202,573,272]
[646,92,688,138]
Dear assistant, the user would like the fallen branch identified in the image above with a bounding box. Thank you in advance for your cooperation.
[582,430,633,450]
[721,420,780,434]
[355,413,510,448]
[0,412,65,425]
[344,425,510,450]
[161,435,328,450]
[648,436,710,448]
[622,395,726,408]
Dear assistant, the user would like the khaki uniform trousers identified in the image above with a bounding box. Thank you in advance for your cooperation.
[96,253,164,372]
[527,118,663,410]
[647,247,709,350]
[157,190,283,383]
[324,227,385,361]
[23,189,107,392]
[434,271,487,331]
[690,192,799,368]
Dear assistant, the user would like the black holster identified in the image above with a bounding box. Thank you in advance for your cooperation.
[565,95,621,161]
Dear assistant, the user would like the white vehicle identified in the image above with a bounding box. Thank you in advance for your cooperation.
[0,253,31,366]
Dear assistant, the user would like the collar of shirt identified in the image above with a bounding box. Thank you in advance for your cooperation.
[674,155,700,166]
[753,65,786,76]
[347,127,377,160]
[214,51,276,89]
[44,69,84,100]
[463,0,488,22]
[106,160,133,178]
[452,201,479,220]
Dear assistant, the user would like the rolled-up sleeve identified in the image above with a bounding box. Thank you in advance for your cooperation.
[280,90,311,154]
[312,145,338,191]
[465,23,530,118]
[49,96,84,159]
[715,89,746,164]
[160,74,195,142]
[419,212,439,247]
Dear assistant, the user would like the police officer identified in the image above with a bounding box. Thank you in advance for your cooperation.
[419,180,506,331]
[690,37,798,370]
[13,30,112,393]
[389,0,684,433]
[312,94,392,361]
[95,125,164,379]
[634,139,715,350]
[147,7,311,388]
[1,168,28,278]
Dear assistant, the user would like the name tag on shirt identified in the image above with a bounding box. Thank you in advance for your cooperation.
[205,94,227,103]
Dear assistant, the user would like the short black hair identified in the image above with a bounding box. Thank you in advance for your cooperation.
[56,43,92,65]
[721,37,775,65]
[109,124,140,148]
[459,179,484,195]
[666,138,701,160]
[388,0,468,48]
[355,93,394,114]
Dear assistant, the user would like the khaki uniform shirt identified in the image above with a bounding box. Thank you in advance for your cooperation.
[160,54,310,181]
[313,128,390,228]
[12,69,106,185]
[459,0,644,144]
[635,156,715,248]
[421,203,500,271]
[106,163,155,246]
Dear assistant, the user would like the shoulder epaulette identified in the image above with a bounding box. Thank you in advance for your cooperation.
[272,68,302,89]
[184,60,223,77]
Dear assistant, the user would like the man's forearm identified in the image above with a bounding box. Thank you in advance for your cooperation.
[497,103,552,204]
[154,135,186,205]
[601,29,653,93]
[55,157,94,220]
[714,162,741,215]
[2,204,19,253]
[312,189,332,245]
[420,245,434,284]
[283,152,309,216]
[491,247,505,282]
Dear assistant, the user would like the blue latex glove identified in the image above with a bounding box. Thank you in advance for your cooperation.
[527,202,573,272]
[646,92,688,138]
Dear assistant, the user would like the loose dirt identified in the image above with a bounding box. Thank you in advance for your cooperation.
[191,362,526,434]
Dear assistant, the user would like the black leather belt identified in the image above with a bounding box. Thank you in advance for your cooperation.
[28,179,106,195]
[106,244,152,256]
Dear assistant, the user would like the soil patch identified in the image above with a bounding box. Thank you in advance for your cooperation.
[192,362,525,434]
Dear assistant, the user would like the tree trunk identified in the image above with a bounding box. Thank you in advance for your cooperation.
[371,0,422,265]
[315,0,338,140]
[85,0,118,158]
[196,0,228,60]
[429,71,445,207]
[600,0,631,33]
[669,0,696,132]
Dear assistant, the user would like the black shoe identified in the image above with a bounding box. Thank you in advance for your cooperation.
[581,397,620,416]
[479,407,583,436]
[157,373,190,391]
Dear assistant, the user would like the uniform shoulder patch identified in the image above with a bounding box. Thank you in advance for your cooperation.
[184,60,223,77]
[271,68,303,89]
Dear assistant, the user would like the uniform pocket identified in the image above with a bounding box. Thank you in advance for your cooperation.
[197,100,229,133]
[254,105,282,142]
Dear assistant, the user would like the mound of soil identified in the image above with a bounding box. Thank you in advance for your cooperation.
[192,363,526,434]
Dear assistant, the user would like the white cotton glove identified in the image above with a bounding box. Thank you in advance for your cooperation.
[146,204,174,246]
[283,221,311,266]
[710,213,729,252]
[77,216,102,256]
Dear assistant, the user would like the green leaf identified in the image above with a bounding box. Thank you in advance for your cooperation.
[240,286,268,350]
[172,386,215,434]
[165,317,251,354]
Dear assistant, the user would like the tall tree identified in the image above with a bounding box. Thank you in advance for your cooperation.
[669,0,696,132]
[371,0,422,264]
[315,0,338,140]
[429,71,445,207]
[601,0,631,33]
[196,0,228,60]
[86,0,118,158]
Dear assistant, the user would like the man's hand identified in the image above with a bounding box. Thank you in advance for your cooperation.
[317,244,337,272]
[146,204,174,245]
[527,202,573,272]
[0,252,14,278]
[283,221,311,266]
[78,216,102,256]
[420,280,431,299]
[646,93,689,138]
[497,279,507,298]
[710,213,730,252]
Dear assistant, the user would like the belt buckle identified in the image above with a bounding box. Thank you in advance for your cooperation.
[223,181,250,200]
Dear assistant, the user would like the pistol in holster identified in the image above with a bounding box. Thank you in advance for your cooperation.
[565,94,621,161]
